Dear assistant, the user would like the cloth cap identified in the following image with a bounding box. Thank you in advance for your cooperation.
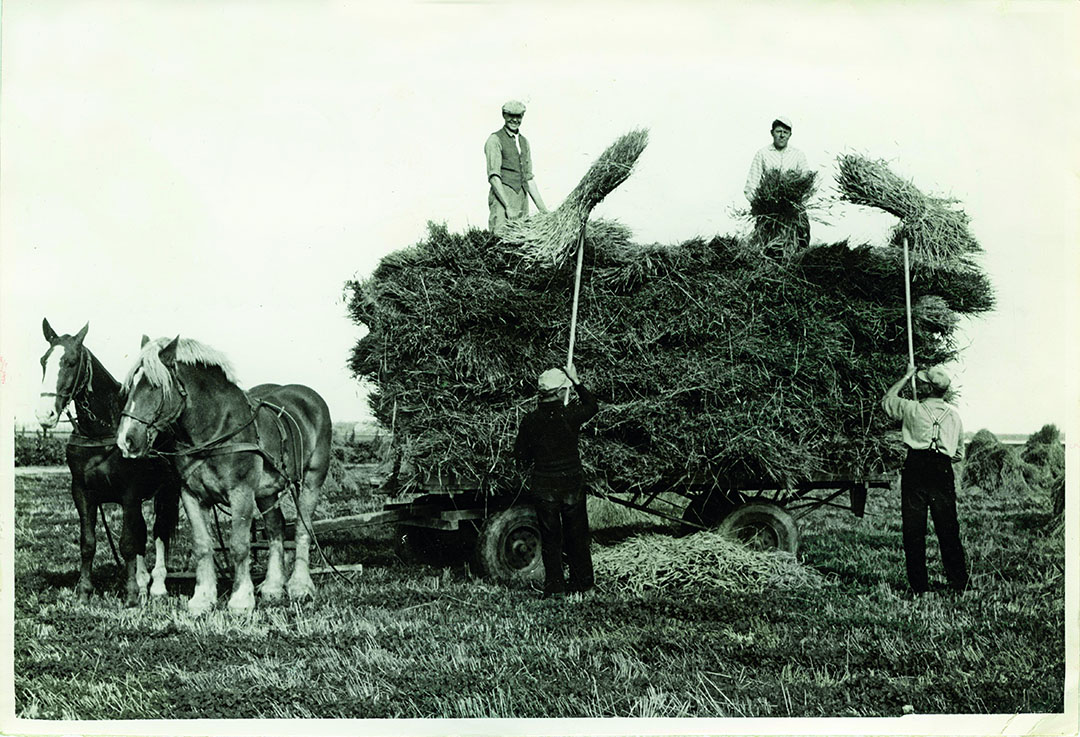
[916,366,951,392]
[502,100,526,115]
[772,116,793,130]
[537,368,571,392]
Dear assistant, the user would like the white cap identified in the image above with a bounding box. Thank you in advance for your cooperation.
[502,100,526,115]
[916,366,951,392]
[772,116,793,130]
[537,368,571,392]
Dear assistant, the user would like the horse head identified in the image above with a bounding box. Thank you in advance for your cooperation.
[37,318,90,429]
[117,335,186,458]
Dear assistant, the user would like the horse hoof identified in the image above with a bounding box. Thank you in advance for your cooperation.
[76,590,92,604]
[187,597,214,616]
[259,586,285,602]
[227,597,255,614]
[150,582,168,598]
[287,582,315,601]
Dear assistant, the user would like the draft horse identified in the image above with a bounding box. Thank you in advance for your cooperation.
[116,335,332,615]
[36,319,181,606]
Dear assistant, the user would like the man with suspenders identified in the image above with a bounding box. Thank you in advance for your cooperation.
[882,364,968,596]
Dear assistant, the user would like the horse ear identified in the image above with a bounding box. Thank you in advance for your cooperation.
[74,322,89,346]
[42,318,59,344]
[141,335,151,348]
[160,335,181,367]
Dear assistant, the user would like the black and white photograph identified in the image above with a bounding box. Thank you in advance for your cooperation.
[1,1,1076,735]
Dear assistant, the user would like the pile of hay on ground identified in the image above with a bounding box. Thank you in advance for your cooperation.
[836,154,981,266]
[961,429,1034,495]
[592,531,825,595]
[346,137,993,496]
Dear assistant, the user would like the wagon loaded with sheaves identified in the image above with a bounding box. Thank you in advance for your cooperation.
[343,131,992,582]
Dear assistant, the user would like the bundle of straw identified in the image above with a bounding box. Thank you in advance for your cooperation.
[961,429,1034,495]
[593,531,825,595]
[836,154,980,264]
[502,128,650,268]
[750,168,818,219]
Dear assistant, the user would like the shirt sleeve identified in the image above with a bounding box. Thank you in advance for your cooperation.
[568,383,599,427]
[795,149,809,172]
[485,134,502,181]
[881,393,910,421]
[744,151,763,201]
[952,412,965,462]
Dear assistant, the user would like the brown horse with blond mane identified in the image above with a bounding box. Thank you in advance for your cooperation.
[116,335,332,615]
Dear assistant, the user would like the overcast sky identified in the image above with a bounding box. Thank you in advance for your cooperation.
[2,1,1078,440]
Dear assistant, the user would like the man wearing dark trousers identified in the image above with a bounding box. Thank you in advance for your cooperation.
[514,363,598,599]
[882,363,968,596]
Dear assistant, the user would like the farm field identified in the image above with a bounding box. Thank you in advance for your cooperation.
[12,462,1064,721]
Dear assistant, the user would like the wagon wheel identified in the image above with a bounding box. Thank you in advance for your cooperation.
[474,506,543,582]
[718,502,800,555]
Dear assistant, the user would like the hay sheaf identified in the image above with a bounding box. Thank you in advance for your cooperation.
[961,429,1033,495]
[836,154,981,265]
[347,219,992,495]
[502,129,649,268]
[593,531,826,595]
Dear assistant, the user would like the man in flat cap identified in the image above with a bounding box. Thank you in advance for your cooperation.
[485,100,548,234]
[514,362,598,599]
[882,363,968,597]
[744,116,811,252]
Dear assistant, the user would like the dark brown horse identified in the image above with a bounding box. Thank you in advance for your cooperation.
[36,319,181,606]
[116,335,332,615]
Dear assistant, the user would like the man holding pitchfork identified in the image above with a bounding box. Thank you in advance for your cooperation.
[514,363,598,599]
[882,363,968,597]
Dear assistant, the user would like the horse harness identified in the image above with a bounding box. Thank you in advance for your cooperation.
[122,369,307,511]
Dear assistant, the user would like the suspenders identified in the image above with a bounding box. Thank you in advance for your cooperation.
[923,404,951,454]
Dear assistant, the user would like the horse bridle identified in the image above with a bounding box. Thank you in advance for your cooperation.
[120,365,188,440]
[40,344,93,423]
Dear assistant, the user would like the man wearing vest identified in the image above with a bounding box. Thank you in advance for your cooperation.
[882,364,968,596]
[485,100,548,234]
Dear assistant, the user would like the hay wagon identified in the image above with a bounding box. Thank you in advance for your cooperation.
[272,469,891,582]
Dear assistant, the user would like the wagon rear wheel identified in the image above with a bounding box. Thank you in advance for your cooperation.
[718,502,800,555]
[474,506,543,582]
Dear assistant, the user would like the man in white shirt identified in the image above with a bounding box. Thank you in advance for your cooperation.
[882,364,968,596]
[744,117,811,251]
[484,100,548,234]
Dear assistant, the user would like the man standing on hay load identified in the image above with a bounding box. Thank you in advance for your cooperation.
[744,116,811,251]
[485,100,548,234]
[882,364,968,597]
[514,363,598,599]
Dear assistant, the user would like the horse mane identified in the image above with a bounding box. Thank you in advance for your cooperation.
[123,337,241,397]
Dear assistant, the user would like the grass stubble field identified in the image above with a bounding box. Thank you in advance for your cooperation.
[11,459,1065,723]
